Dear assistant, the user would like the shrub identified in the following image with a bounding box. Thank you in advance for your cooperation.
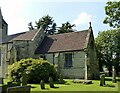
[8,58,57,83]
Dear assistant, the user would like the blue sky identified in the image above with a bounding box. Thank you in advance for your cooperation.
[0,0,114,37]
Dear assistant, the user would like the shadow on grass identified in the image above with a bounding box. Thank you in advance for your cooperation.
[41,88,50,90]
[54,80,67,84]
[40,86,59,90]
[31,86,36,88]
[95,77,120,82]
[105,77,120,82]
[102,84,115,88]
[52,86,59,89]
[105,78,112,81]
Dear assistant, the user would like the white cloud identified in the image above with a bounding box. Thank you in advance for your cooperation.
[72,12,92,26]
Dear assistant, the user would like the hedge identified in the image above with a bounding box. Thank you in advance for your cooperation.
[8,58,58,83]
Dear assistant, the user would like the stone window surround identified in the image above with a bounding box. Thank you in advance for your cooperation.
[64,53,73,67]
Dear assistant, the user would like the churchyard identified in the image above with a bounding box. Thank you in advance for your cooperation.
[0,0,120,93]
[2,76,120,93]
[1,58,120,93]
[30,78,119,92]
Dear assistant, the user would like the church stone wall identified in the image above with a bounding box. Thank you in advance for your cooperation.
[86,30,99,79]
[46,51,86,79]
[12,29,45,62]
[0,45,8,78]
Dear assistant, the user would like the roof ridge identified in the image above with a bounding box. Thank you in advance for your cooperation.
[49,29,89,37]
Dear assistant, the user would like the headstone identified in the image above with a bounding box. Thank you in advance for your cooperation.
[0,78,3,84]
[7,82,13,87]
[6,85,31,93]
[59,74,64,84]
[2,85,8,93]
[40,80,45,89]
[49,77,54,88]
[22,72,28,86]
[100,74,105,86]
[112,66,116,83]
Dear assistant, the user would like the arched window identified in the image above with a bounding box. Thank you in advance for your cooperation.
[64,53,72,67]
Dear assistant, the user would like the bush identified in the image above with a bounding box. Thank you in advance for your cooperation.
[8,58,57,83]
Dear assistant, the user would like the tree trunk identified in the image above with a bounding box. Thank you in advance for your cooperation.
[108,61,112,76]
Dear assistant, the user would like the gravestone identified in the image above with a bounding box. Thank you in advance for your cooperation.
[7,82,13,87]
[0,78,3,84]
[100,74,105,86]
[59,74,64,84]
[49,77,54,88]
[22,72,28,86]
[40,80,45,89]
[112,66,116,83]
[7,85,31,93]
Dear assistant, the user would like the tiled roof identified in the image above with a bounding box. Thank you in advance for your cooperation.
[35,30,88,53]
[1,29,39,43]
[13,29,38,41]
[1,32,26,43]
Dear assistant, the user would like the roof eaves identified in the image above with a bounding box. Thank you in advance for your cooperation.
[37,49,84,54]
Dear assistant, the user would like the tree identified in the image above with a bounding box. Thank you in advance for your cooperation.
[103,1,120,72]
[28,15,56,35]
[48,23,57,35]
[35,15,53,29]
[95,29,120,76]
[35,15,57,35]
[58,22,75,34]
[28,22,34,30]
[103,1,120,28]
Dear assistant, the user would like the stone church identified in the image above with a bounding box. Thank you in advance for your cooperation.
[0,9,99,79]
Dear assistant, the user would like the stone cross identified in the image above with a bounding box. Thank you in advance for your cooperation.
[112,66,116,83]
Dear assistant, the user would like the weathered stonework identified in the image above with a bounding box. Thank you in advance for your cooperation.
[0,8,8,78]
[0,45,8,78]
[0,8,99,79]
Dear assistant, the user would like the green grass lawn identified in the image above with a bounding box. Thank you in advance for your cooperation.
[29,78,120,93]
[3,77,120,93]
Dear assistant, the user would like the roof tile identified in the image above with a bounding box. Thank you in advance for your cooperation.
[13,29,38,41]
[35,30,88,53]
